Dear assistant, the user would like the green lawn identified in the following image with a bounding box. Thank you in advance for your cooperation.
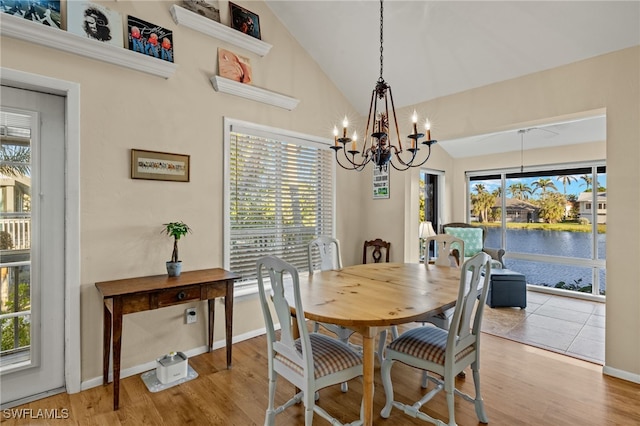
[477,221,606,233]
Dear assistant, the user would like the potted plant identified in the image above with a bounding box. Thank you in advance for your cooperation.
[162,221,192,277]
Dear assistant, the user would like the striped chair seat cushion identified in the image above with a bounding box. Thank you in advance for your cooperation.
[387,326,474,365]
[276,333,362,379]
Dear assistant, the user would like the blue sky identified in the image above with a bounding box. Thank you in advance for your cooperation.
[472,173,607,198]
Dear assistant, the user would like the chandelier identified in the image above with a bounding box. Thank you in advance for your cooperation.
[331,0,437,172]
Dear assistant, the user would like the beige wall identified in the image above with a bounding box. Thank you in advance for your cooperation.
[2,1,638,385]
[358,47,639,380]
[1,1,363,381]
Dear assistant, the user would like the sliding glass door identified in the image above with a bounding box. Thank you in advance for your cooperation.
[467,162,606,298]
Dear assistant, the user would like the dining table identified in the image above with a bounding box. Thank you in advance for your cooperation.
[290,262,462,426]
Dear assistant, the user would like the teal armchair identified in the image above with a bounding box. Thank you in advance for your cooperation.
[442,222,505,268]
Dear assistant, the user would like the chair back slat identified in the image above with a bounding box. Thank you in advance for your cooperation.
[363,238,391,264]
[425,234,464,266]
[447,252,491,355]
[257,256,312,372]
[308,236,342,272]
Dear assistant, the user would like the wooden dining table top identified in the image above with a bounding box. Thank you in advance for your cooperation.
[294,262,462,328]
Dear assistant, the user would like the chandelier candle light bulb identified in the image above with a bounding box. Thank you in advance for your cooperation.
[425,119,431,141]
[343,116,348,139]
[333,126,339,146]
[351,131,358,152]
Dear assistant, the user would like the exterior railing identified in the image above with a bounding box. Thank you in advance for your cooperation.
[0,215,30,250]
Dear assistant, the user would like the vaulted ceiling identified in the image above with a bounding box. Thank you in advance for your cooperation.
[265,1,639,156]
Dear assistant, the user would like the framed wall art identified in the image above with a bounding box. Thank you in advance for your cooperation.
[373,166,390,199]
[229,2,261,40]
[2,0,61,29]
[128,15,174,63]
[67,1,124,47]
[183,0,220,22]
[218,47,252,84]
[131,149,190,182]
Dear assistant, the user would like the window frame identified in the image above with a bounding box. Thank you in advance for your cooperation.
[465,160,606,299]
[223,117,336,297]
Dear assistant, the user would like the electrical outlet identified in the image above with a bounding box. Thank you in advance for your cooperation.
[185,308,197,324]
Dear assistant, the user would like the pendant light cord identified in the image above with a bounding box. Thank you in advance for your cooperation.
[379,0,384,82]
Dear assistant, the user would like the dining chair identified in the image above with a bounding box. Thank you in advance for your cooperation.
[256,256,364,426]
[307,236,356,392]
[362,238,390,264]
[307,235,343,272]
[425,234,464,267]
[380,252,492,426]
[421,234,464,328]
[362,238,398,361]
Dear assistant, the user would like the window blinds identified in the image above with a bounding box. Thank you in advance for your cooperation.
[228,130,334,287]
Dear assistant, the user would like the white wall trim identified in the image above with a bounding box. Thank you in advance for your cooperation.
[80,326,275,391]
[0,68,82,394]
[603,365,640,384]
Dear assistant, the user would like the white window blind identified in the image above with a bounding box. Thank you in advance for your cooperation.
[225,120,335,288]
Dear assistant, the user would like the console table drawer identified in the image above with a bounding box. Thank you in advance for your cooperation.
[157,285,201,307]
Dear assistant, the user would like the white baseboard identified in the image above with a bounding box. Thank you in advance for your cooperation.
[603,365,640,384]
[81,327,270,391]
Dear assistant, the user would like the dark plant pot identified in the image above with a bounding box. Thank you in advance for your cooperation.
[166,261,182,277]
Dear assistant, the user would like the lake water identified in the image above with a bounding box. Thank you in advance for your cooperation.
[484,228,606,293]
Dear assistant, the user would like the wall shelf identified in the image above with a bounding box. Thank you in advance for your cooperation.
[170,5,272,57]
[211,76,300,111]
[0,13,177,79]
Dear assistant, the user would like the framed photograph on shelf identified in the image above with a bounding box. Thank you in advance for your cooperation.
[218,48,252,84]
[182,0,220,22]
[229,2,261,40]
[2,0,61,29]
[127,15,174,63]
[67,1,124,47]
[131,149,190,182]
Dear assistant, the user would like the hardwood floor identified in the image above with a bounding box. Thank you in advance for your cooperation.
[3,325,640,425]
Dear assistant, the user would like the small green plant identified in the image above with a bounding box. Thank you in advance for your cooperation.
[162,221,192,263]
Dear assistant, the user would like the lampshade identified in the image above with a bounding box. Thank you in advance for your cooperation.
[419,221,436,239]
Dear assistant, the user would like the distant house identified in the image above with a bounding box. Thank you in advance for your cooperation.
[493,197,540,223]
[577,192,607,224]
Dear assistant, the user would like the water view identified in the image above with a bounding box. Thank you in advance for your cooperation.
[485,227,606,293]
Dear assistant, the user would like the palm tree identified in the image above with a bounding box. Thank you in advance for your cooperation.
[0,144,31,177]
[508,182,532,200]
[532,178,557,195]
[556,175,577,194]
[580,175,593,191]
[473,183,486,194]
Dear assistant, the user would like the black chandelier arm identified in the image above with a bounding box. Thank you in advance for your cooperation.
[333,146,372,171]
[389,142,436,171]
[386,86,404,151]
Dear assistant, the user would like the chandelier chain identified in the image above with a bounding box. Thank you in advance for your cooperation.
[379,0,384,81]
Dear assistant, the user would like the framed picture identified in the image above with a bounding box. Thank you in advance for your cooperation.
[2,0,61,29]
[183,0,220,22]
[229,2,261,40]
[67,1,124,47]
[131,149,190,182]
[127,15,174,63]
[373,166,390,199]
[218,48,252,84]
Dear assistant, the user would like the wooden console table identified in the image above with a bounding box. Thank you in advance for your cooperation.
[95,268,240,410]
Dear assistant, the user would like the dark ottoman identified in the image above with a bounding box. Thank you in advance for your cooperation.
[487,269,527,308]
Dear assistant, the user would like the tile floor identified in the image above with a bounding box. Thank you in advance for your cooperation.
[481,290,605,364]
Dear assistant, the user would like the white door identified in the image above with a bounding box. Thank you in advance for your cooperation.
[0,86,66,407]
